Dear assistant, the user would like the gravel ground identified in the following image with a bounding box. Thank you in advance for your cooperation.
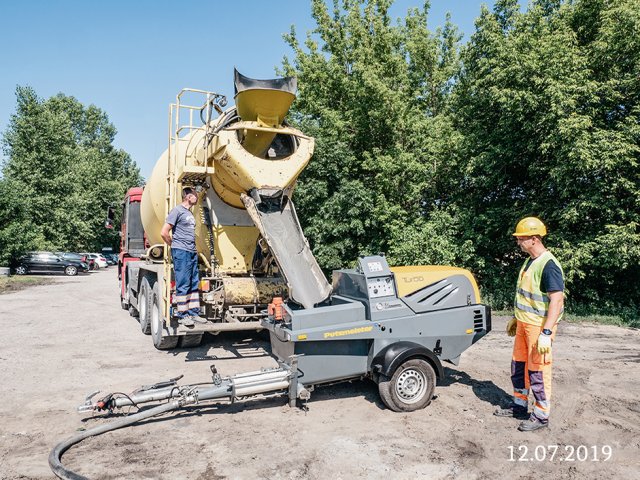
[0,268,638,479]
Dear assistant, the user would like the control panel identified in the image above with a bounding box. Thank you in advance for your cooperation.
[367,276,396,298]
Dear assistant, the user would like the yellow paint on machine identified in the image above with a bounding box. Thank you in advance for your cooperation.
[324,326,373,339]
[390,265,481,303]
[297,334,308,341]
[466,328,474,334]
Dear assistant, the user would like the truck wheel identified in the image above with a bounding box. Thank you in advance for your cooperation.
[378,358,436,412]
[150,282,178,350]
[138,278,152,335]
[179,334,203,348]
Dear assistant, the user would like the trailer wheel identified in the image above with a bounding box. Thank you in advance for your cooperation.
[150,282,178,350]
[179,334,203,348]
[138,278,152,335]
[378,358,436,412]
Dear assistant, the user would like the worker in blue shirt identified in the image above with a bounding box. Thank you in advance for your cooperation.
[161,187,206,327]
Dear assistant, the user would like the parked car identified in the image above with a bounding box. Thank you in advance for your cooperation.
[56,252,96,271]
[12,252,89,276]
[83,253,109,269]
[103,253,118,266]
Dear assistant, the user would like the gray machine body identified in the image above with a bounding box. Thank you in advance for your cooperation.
[263,255,491,387]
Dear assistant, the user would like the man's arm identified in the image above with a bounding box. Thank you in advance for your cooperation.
[161,223,173,245]
[544,291,564,330]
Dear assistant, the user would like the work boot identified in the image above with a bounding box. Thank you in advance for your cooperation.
[518,416,548,432]
[189,315,208,324]
[494,406,529,420]
[178,316,195,327]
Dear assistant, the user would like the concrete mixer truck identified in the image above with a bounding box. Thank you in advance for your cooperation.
[112,70,331,350]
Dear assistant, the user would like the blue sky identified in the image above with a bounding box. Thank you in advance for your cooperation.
[0,0,499,179]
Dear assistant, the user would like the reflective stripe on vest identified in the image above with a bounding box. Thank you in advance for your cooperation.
[514,251,564,326]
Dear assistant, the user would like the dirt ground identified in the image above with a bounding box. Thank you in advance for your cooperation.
[0,269,638,480]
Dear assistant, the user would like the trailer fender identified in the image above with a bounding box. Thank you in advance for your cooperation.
[372,341,444,381]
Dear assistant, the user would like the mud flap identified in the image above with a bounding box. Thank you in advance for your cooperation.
[241,193,331,309]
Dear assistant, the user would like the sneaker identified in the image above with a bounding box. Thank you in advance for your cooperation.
[518,416,548,432]
[178,316,195,327]
[189,315,208,324]
[494,406,529,420]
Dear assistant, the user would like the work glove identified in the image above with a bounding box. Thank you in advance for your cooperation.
[506,317,517,337]
[537,331,552,354]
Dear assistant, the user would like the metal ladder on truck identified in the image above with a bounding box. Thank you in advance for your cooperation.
[162,88,227,323]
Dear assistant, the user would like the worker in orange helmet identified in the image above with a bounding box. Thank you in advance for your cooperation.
[494,217,565,431]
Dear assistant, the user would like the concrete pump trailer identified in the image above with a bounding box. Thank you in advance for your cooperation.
[50,72,491,480]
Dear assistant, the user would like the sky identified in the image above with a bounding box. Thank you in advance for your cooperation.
[0,0,499,179]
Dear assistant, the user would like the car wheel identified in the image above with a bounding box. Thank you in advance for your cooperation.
[93,263,100,270]
[179,334,203,348]
[378,358,436,412]
[64,265,78,276]
[150,282,178,350]
[139,277,152,335]
[15,265,27,275]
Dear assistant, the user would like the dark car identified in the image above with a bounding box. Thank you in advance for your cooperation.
[13,252,89,276]
[104,253,118,265]
[56,252,96,271]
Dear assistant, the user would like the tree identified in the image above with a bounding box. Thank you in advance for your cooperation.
[0,86,143,263]
[281,0,472,271]
[452,0,640,317]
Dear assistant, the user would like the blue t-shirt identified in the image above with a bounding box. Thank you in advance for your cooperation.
[166,205,196,252]
[523,256,564,293]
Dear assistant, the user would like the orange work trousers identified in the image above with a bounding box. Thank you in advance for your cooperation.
[511,321,556,423]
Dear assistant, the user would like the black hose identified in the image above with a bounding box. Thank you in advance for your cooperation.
[48,400,180,480]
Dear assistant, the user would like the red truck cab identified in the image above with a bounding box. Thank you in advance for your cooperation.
[117,187,147,308]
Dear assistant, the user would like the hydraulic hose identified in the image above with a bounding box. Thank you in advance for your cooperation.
[48,400,180,480]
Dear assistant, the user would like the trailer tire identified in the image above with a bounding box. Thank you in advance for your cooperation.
[150,282,178,350]
[378,358,436,412]
[138,278,152,335]
[179,334,203,348]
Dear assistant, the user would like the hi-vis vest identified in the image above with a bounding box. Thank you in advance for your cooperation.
[514,250,564,327]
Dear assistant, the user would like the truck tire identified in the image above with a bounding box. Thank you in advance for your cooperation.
[138,278,152,335]
[179,334,203,348]
[378,358,436,412]
[150,282,178,350]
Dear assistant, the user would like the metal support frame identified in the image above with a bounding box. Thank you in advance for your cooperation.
[162,88,226,323]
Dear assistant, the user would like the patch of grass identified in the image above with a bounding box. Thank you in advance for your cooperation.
[0,275,54,294]
[490,309,638,329]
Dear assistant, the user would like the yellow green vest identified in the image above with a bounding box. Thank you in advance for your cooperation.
[514,250,564,326]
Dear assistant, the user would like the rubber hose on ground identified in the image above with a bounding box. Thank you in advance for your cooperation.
[48,400,181,480]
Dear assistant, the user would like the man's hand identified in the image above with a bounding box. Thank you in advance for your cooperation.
[506,317,517,337]
[537,331,552,354]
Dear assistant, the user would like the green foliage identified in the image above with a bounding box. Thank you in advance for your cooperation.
[281,0,468,272]
[283,0,640,323]
[0,86,143,263]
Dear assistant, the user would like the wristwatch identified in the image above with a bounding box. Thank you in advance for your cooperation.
[542,328,552,336]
